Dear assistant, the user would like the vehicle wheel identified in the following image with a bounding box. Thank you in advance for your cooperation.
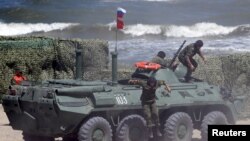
[115,114,148,141]
[23,133,54,141]
[164,112,193,141]
[78,117,112,141]
[201,111,228,141]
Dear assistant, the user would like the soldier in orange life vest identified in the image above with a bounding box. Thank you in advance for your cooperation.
[11,68,27,85]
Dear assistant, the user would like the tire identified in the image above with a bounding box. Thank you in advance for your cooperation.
[115,114,148,141]
[164,112,193,141]
[23,133,54,141]
[78,117,112,141]
[201,111,228,141]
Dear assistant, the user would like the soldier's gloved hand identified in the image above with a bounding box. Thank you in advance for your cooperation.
[128,80,134,84]
[162,90,169,96]
[203,58,207,64]
[128,80,139,84]
[164,85,171,93]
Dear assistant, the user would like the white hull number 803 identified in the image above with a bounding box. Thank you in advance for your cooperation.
[116,95,128,105]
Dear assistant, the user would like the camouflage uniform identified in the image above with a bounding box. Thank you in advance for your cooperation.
[135,80,166,127]
[178,43,200,81]
[151,56,167,67]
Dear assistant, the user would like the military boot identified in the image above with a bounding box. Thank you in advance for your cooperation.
[156,127,162,137]
[148,127,154,138]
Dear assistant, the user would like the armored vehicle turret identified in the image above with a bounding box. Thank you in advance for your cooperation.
[2,45,244,141]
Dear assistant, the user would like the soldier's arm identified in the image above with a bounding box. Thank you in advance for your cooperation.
[159,80,171,92]
[128,79,143,85]
[185,55,193,69]
[184,47,194,68]
[198,50,206,63]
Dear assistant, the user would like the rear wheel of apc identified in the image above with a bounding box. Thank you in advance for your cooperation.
[164,112,193,141]
[115,114,148,141]
[201,111,228,141]
[78,117,112,141]
[23,133,54,141]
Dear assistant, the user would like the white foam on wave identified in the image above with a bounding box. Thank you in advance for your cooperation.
[123,24,162,36]
[0,22,79,36]
[120,22,238,37]
[165,22,237,37]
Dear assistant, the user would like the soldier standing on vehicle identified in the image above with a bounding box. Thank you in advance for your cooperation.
[178,40,206,82]
[11,67,27,85]
[129,77,171,138]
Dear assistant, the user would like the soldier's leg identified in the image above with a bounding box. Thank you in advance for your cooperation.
[185,68,192,82]
[151,102,160,126]
[151,102,162,137]
[178,58,191,81]
[183,60,192,82]
[190,58,198,71]
[143,103,154,138]
[143,104,153,127]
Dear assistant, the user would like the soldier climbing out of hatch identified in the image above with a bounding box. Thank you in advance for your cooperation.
[129,77,171,138]
[151,51,167,67]
[178,40,206,82]
[151,51,179,70]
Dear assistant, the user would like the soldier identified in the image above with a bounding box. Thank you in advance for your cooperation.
[178,40,206,82]
[11,67,27,85]
[151,51,167,67]
[129,77,171,138]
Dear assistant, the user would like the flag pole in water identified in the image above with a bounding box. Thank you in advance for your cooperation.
[111,7,126,85]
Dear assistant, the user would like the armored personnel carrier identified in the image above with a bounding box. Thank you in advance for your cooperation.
[2,44,244,141]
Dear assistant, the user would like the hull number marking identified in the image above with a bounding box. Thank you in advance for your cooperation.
[116,95,128,105]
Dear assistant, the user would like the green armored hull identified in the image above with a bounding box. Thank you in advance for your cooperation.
[2,66,244,141]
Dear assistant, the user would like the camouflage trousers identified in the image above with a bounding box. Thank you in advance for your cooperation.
[179,57,198,81]
[142,101,160,127]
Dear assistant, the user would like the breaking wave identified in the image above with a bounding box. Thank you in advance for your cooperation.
[164,23,236,37]
[0,22,79,36]
[123,24,162,36]
[116,22,250,38]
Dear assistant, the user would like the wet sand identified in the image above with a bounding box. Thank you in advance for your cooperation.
[1,104,249,141]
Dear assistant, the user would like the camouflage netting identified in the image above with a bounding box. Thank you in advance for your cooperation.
[193,53,250,118]
[0,36,109,97]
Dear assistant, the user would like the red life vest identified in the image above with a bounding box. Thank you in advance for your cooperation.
[13,75,27,85]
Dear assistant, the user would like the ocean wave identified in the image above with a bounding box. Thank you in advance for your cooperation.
[120,22,240,37]
[0,22,79,36]
[164,23,237,37]
[123,24,162,36]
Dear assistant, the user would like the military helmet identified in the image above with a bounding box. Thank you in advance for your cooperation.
[195,40,203,47]
[157,51,166,59]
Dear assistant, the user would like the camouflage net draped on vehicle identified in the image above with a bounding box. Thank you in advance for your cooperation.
[0,36,109,96]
